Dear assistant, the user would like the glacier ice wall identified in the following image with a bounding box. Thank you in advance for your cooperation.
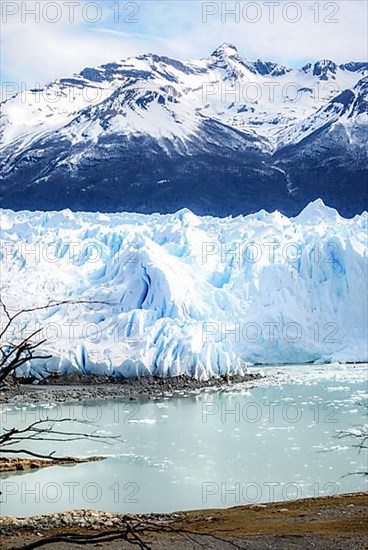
[0,200,367,379]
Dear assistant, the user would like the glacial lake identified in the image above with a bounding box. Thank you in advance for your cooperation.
[1,364,367,516]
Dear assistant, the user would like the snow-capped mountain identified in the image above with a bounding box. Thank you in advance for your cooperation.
[1,201,367,378]
[0,44,367,216]
[276,77,368,149]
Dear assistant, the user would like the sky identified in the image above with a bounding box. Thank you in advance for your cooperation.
[1,0,367,99]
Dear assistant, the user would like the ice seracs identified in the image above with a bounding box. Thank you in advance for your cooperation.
[0,202,367,380]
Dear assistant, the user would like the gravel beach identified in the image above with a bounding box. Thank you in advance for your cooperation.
[0,373,263,405]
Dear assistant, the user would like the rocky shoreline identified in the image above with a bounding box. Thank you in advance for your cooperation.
[0,455,105,473]
[0,372,263,405]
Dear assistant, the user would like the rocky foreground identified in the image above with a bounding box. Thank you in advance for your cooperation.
[0,493,367,549]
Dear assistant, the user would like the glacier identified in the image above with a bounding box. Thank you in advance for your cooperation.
[0,200,367,380]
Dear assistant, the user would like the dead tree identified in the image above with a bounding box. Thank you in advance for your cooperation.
[0,298,118,385]
[336,423,368,477]
[8,520,246,550]
[0,418,123,461]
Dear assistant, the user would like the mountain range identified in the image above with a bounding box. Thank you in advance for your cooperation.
[0,43,367,216]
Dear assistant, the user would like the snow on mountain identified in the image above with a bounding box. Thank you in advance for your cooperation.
[0,45,367,216]
[1,201,367,379]
[276,76,368,149]
[1,45,366,149]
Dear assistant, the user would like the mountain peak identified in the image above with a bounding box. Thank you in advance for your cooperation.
[302,59,338,80]
[211,43,239,57]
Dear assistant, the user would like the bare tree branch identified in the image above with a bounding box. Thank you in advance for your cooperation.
[0,298,123,385]
[7,519,247,550]
[0,298,121,340]
[0,418,124,460]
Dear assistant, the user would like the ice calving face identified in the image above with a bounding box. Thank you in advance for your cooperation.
[0,200,367,379]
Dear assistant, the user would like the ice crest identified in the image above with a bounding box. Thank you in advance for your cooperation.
[1,203,367,379]
[293,199,340,224]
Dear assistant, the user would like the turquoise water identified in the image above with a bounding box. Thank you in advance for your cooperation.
[0,364,367,516]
